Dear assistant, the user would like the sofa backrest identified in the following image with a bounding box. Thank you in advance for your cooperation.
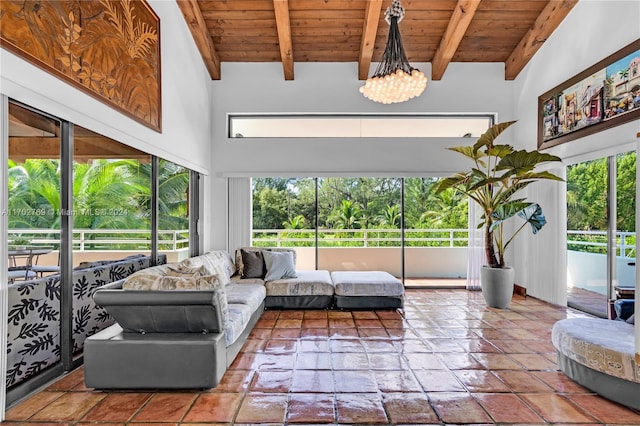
[6,253,166,389]
[234,247,296,277]
[182,250,236,285]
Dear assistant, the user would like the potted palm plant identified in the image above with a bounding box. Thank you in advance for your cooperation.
[436,121,563,308]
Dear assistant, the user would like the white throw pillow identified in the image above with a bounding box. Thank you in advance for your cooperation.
[263,250,297,281]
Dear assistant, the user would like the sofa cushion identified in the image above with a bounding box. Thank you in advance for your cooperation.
[241,249,265,278]
[225,303,253,347]
[266,270,334,296]
[331,271,404,297]
[627,314,635,324]
[263,250,297,281]
[226,283,266,312]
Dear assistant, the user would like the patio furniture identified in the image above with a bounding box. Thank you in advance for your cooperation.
[7,248,36,282]
[31,250,61,277]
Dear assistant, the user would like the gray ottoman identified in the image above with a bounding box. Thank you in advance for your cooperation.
[331,271,404,310]
[265,270,334,309]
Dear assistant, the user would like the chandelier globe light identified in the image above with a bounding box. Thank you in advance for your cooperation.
[359,0,427,104]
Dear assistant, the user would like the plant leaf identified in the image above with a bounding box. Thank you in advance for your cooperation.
[489,201,532,232]
[517,203,547,234]
[472,120,516,153]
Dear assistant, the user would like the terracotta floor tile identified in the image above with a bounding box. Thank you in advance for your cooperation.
[354,319,383,328]
[395,339,432,353]
[532,371,592,393]
[275,318,302,328]
[428,392,492,424]
[456,338,501,353]
[509,353,559,370]
[375,370,422,392]
[404,352,447,370]
[303,310,328,319]
[45,368,85,391]
[211,369,254,393]
[414,370,466,392]
[83,392,151,422]
[520,393,596,423]
[331,352,369,369]
[495,370,553,392]
[5,391,64,420]
[235,393,288,423]
[252,353,296,370]
[130,393,197,422]
[295,351,332,370]
[383,392,439,424]
[249,370,293,392]
[475,393,545,423]
[329,327,359,338]
[329,338,364,352]
[454,369,511,392]
[438,353,485,370]
[329,318,356,328]
[271,328,301,338]
[334,370,378,393]
[358,327,389,337]
[290,370,334,393]
[280,311,304,319]
[182,393,242,423]
[302,318,328,328]
[428,338,467,353]
[298,339,330,352]
[301,327,329,338]
[31,392,106,422]
[471,353,524,370]
[368,353,407,370]
[335,393,388,423]
[264,338,298,353]
[287,393,335,423]
[566,394,640,423]
[240,338,267,353]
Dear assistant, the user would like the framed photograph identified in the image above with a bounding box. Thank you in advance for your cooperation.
[538,39,640,150]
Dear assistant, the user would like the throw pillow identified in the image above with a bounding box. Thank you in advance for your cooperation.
[627,314,635,325]
[263,250,297,281]
[241,249,265,278]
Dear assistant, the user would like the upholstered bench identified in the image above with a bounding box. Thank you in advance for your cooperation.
[552,317,639,410]
[264,270,334,309]
[330,270,404,309]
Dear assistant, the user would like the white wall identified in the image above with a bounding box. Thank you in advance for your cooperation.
[0,0,213,174]
[512,0,640,304]
[208,61,515,250]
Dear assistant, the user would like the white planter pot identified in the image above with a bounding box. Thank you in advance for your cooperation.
[480,266,515,309]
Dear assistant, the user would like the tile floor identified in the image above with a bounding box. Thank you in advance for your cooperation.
[5,289,640,425]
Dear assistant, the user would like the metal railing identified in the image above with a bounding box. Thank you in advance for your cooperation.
[8,229,190,251]
[567,230,636,259]
[252,228,469,248]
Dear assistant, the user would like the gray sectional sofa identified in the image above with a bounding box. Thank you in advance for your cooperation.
[84,248,404,389]
[6,254,165,393]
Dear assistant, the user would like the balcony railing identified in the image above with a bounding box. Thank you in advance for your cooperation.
[252,228,469,248]
[8,229,189,251]
[567,230,636,259]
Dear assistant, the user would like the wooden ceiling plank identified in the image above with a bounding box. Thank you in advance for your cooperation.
[273,0,295,80]
[431,0,481,81]
[358,0,383,80]
[177,0,221,80]
[504,0,578,80]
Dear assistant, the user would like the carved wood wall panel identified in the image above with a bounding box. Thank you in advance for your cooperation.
[1,0,161,132]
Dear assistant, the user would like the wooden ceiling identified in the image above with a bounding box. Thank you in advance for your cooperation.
[177,0,578,81]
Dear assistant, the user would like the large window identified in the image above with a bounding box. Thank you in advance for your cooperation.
[251,177,468,284]
[4,100,199,405]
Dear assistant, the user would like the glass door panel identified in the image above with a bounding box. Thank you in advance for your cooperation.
[566,158,608,316]
[158,159,190,263]
[615,151,636,299]
[6,102,62,391]
[404,177,468,287]
[251,178,317,269]
[317,178,402,278]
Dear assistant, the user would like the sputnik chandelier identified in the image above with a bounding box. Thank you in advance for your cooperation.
[359,0,427,104]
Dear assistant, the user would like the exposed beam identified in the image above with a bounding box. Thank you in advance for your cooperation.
[504,0,578,80]
[176,0,221,80]
[273,0,294,80]
[358,0,383,80]
[431,0,481,81]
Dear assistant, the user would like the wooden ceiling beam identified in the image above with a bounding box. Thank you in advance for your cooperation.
[273,0,295,80]
[504,0,578,80]
[9,137,149,160]
[176,0,221,80]
[431,0,481,81]
[358,0,383,80]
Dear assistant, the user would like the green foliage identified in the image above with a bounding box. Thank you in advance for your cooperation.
[436,121,563,268]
